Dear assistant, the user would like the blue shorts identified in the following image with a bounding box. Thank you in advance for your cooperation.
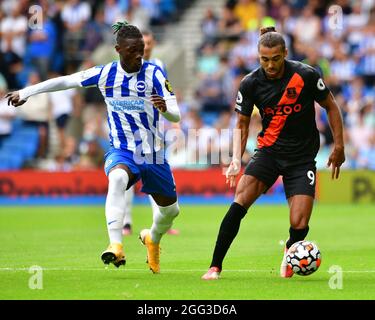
[104,148,177,198]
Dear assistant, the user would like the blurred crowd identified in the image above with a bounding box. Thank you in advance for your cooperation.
[0,0,374,172]
[0,0,185,170]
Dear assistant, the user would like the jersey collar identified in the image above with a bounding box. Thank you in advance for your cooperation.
[118,59,145,75]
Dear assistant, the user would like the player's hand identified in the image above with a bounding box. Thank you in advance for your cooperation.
[5,91,26,107]
[327,146,345,179]
[150,95,166,113]
[225,159,241,188]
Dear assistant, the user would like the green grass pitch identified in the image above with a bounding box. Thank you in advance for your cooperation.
[0,203,374,300]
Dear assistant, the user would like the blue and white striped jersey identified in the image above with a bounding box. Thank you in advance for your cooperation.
[76,60,174,154]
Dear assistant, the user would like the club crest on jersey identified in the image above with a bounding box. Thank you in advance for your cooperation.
[135,80,147,93]
[286,87,297,99]
[165,80,173,93]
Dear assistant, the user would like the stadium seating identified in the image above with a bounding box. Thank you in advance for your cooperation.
[0,120,39,170]
[0,151,24,170]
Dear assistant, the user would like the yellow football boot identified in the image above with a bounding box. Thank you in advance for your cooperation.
[139,229,160,274]
[101,242,126,268]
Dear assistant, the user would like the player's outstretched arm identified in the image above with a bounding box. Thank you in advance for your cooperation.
[226,113,251,188]
[318,92,345,179]
[6,74,83,107]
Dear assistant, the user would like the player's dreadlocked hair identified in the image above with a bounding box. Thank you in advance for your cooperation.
[112,21,142,43]
[258,26,286,51]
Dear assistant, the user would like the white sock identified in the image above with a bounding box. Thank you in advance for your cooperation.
[149,195,159,220]
[105,169,129,244]
[123,186,134,226]
[150,201,180,243]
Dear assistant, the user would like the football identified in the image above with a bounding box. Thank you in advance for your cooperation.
[286,240,322,276]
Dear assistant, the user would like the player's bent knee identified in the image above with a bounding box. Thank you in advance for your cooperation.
[159,201,180,218]
[108,168,129,191]
[153,202,179,235]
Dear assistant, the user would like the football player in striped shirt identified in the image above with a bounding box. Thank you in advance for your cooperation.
[6,21,181,274]
[122,29,180,236]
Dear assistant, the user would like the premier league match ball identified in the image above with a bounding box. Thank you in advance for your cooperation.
[286,240,322,276]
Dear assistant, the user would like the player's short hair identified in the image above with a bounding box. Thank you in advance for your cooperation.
[258,26,286,51]
[112,21,143,44]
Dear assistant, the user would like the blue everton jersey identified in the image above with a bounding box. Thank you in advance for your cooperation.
[75,60,174,154]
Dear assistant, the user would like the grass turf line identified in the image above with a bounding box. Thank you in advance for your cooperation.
[0,204,374,299]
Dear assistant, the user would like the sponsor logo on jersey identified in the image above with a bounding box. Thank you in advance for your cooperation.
[109,99,145,111]
[264,103,302,116]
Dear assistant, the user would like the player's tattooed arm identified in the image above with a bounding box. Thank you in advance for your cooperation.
[318,92,345,179]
